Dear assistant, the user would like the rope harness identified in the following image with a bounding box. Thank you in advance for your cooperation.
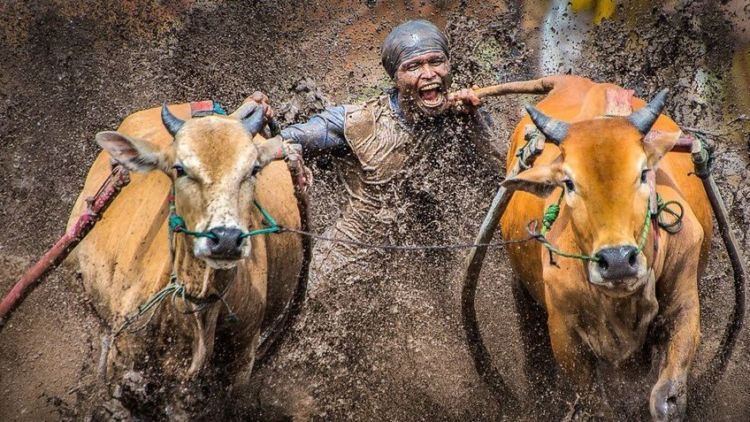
[116,177,687,335]
[528,190,684,265]
[118,186,688,337]
[114,186,282,336]
[114,273,242,336]
[115,202,538,335]
[167,187,283,240]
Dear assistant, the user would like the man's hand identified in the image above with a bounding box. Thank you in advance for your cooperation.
[277,139,312,190]
[240,91,274,119]
[282,141,303,162]
[447,87,482,114]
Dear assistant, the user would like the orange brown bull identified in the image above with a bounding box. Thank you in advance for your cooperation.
[500,75,711,420]
[66,101,303,416]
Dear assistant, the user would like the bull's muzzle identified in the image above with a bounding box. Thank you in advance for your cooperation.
[204,226,244,259]
[592,245,641,282]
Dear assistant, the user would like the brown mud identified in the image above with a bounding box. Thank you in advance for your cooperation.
[1,1,749,420]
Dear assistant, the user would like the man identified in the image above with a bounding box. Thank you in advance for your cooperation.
[248,20,505,419]
[250,20,500,281]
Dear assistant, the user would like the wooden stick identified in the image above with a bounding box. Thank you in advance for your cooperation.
[472,77,558,99]
[460,128,546,409]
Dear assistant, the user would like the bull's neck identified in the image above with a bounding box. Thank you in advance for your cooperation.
[170,235,235,377]
[172,236,236,298]
[580,271,659,364]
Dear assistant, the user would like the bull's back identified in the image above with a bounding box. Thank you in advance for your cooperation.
[500,76,712,303]
[68,104,302,325]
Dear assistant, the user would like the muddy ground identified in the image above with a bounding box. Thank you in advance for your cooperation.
[1,1,749,420]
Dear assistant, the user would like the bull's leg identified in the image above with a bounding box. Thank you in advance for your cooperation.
[649,276,700,421]
[548,307,594,386]
[232,329,261,388]
[225,329,261,418]
[187,303,222,376]
[547,306,612,419]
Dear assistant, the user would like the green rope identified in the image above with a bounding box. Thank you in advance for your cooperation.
[240,201,282,238]
[532,191,685,264]
[113,274,241,337]
[534,236,603,262]
[168,186,281,240]
[532,191,603,262]
[656,196,684,234]
[169,214,219,239]
[532,193,653,263]
[113,277,186,336]
[540,193,563,236]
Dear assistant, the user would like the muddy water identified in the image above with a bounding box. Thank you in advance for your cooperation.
[0,1,748,420]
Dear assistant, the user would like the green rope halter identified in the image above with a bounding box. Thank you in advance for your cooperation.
[167,186,282,239]
[115,186,284,336]
[531,190,682,264]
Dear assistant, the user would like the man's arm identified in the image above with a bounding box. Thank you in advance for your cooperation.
[237,93,350,159]
[280,106,350,157]
[449,88,503,165]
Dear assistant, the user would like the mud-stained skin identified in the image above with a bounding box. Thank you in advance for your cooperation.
[65,104,303,418]
[500,75,711,420]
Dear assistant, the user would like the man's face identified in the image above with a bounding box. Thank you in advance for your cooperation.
[395,51,451,117]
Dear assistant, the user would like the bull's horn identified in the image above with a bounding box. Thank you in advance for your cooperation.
[241,104,266,136]
[161,103,185,137]
[628,88,669,135]
[525,105,568,146]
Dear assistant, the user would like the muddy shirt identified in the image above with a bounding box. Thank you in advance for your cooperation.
[263,91,505,419]
[282,91,500,270]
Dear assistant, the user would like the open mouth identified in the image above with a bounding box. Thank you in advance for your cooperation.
[588,271,650,297]
[203,257,240,270]
[418,82,445,108]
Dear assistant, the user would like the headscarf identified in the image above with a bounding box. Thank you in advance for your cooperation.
[381,20,450,79]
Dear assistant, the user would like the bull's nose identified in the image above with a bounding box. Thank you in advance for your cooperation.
[207,226,244,258]
[594,246,640,280]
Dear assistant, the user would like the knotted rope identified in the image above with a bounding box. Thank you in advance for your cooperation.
[116,187,281,336]
[529,191,684,264]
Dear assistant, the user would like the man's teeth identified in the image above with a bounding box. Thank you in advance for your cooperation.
[419,83,441,92]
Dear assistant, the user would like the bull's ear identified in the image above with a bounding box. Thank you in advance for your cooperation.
[643,130,680,168]
[501,159,564,198]
[95,131,165,172]
[254,135,285,167]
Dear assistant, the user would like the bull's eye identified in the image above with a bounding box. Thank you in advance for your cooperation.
[250,163,262,177]
[640,169,650,184]
[563,179,575,192]
[173,164,186,178]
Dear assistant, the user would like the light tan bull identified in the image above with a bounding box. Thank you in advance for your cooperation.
[67,101,302,417]
[500,75,711,420]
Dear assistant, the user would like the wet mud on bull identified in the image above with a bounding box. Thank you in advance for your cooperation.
[1,1,749,421]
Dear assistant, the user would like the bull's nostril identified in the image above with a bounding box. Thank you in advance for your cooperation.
[205,226,244,258]
[594,246,640,281]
